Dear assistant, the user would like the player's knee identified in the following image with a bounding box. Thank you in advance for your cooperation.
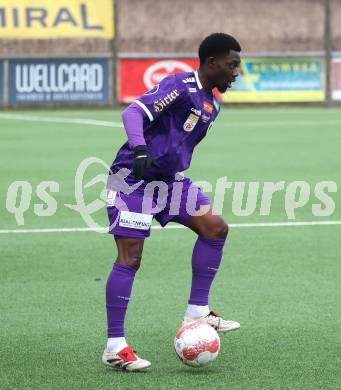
[117,254,142,271]
[115,238,144,271]
[208,220,229,240]
[130,252,142,270]
[215,221,229,239]
[198,221,228,240]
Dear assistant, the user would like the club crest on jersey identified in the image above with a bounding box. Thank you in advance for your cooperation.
[203,101,213,114]
[183,113,199,132]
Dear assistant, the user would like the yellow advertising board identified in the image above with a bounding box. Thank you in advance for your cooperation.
[0,0,114,39]
[221,58,324,103]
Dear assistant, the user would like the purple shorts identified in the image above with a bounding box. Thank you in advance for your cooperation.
[106,176,211,239]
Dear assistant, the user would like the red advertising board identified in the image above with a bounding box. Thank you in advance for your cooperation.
[119,58,199,103]
[332,59,341,101]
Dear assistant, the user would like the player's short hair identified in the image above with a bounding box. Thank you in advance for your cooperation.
[198,33,241,64]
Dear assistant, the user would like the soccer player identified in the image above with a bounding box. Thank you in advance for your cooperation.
[103,33,241,371]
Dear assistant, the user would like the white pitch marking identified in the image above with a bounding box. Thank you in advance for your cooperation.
[0,113,123,128]
[0,113,340,129]
[1,220,341,234]
[226,119,341,128]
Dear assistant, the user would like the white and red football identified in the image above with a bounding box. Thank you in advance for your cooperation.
[174,321,220,367]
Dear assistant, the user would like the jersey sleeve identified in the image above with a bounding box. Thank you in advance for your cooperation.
[121,103,146,148]
[134,75,186,122]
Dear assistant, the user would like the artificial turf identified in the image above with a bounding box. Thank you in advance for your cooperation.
[1,108,341,389]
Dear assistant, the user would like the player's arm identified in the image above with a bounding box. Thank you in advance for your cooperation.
[121,103,158,180]
[121,103,146,148]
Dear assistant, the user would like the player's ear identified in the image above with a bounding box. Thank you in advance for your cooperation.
[206,56,216,68]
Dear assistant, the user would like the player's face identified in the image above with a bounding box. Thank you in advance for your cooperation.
[209,51,241,93]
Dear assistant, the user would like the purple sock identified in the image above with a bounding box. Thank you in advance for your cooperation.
[106,263,136,337]
[188,237,226,306]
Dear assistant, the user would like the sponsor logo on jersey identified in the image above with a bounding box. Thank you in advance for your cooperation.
[201,113,210,123]
[153,89,180,112]
[183,113,200,132]
[203,101,213,114]
[119,210,153,230]
[191,107,202,116]
[182,77,196,84]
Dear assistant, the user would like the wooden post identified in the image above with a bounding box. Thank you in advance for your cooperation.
[112,0,119,107]
[324,0,332,105]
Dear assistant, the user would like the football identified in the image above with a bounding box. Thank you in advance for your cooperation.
[174,321,220,367]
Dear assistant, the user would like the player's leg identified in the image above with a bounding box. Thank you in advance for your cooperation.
[181,207,240,332]
[103,186,153,370]
[158,178,240,332]
[106,237,144,350]
[103,236,151,370]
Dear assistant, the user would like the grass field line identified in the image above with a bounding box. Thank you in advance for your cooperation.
[0,113,123,128]
[1,220,341,234]
[1,113,340,129]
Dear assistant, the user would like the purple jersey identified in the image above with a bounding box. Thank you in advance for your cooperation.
[112,70,220,181]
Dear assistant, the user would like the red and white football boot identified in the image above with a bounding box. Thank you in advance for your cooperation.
[183,310,240,333]
[102,346,151,371]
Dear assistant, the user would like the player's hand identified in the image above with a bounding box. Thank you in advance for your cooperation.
[133,145,159,180]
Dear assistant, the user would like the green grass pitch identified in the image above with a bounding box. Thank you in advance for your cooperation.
[1,108,341,389]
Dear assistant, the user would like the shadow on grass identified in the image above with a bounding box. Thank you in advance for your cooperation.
[171,366,221,375]
[103,366,150,375]
[102,365,221,376]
